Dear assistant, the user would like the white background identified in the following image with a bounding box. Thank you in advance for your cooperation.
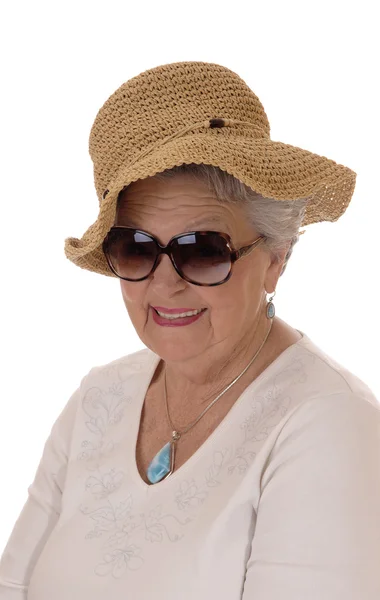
[0,0,379,552]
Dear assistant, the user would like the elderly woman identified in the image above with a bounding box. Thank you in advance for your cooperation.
[1,61,379,600]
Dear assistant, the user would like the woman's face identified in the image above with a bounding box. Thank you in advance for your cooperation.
[115,173,283,364]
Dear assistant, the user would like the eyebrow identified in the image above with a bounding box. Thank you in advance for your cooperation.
[186,215,228,230]
[119,215,229,232]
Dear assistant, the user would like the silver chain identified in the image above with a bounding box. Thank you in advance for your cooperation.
[164,316,274,440]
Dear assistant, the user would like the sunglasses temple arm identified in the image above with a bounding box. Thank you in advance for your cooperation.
[234,237,266,261]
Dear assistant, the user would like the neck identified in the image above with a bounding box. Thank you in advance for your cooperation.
[157,308,275,413]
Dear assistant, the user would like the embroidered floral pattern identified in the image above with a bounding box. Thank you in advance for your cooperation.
[174,479,208,510]
[75,347,311,579]
[77,354,193,579]
[174,354,311,505]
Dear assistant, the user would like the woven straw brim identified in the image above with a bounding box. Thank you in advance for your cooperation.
[64,133,356,277]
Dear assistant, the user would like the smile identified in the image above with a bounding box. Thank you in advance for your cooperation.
[155,308,203,319]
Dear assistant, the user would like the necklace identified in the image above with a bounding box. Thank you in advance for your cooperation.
[146,315,274,484]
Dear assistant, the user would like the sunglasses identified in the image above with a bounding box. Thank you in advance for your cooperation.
[102,226,266,287]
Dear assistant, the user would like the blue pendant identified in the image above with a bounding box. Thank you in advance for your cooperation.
[266,301,275,319]
[146,441,175,484]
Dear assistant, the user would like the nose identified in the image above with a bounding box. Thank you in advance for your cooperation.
[149,253,187,292]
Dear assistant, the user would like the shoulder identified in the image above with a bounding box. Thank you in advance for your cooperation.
[81,347,158,389]
[291,333,379,409]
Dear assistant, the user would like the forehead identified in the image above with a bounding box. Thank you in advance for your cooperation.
[115,174,250,237]
[118,213,228,232]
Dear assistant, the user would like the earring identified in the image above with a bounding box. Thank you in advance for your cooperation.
[266,290,276,319]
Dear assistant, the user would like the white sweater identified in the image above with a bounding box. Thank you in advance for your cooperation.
[1,331,380,599]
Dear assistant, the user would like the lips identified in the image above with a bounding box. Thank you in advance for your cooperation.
[151,306,206,327]
[151,306,205,314]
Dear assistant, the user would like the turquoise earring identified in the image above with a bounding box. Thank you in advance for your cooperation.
[266,290,276,319]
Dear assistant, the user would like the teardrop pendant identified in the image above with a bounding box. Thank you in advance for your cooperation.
[146,440,176,484]
[266,301,275,319]
[266,291,276,319]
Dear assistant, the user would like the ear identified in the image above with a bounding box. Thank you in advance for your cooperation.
[264,244,290,293]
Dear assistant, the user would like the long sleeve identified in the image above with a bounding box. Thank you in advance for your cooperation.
[0,377,86,599]
[242,391,380,600]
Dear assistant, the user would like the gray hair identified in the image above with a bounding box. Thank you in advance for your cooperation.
[118,163,310,277]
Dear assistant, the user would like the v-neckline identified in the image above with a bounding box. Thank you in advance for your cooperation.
[130,330,306,491]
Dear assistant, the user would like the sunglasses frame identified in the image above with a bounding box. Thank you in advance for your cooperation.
[102,226,267,287]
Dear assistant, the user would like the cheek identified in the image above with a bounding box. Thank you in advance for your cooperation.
[194,265,252,310]
[196,283,241,315]
[120,281,147,308]
[212,267,263,311]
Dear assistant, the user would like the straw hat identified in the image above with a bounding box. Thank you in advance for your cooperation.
[64,60,356,277]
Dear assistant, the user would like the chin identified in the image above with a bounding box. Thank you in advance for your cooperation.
[149,339,201,363]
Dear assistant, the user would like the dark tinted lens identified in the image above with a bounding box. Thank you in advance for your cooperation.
[173,232,231,284]
[105,229,156,280]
